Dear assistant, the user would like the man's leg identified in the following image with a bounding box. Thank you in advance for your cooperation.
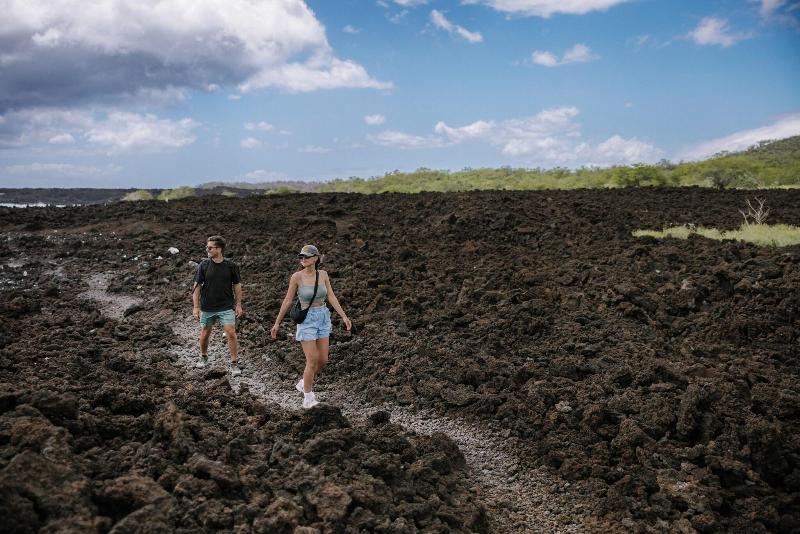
[222,322,238,364]
[197,317,213,368]
[199,326,212,355]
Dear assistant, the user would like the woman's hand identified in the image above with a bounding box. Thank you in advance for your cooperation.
[343,317,352,331]
[270,324,280,339]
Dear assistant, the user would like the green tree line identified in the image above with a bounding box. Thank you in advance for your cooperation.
[125,136,800,199]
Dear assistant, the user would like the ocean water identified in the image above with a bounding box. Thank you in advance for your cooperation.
[0,203,69,208]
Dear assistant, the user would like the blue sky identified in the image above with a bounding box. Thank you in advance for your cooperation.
[1,0,798,188]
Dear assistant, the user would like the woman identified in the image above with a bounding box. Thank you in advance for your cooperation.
[271,244,352,409]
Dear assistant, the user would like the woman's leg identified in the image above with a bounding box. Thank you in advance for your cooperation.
[315,337,329,373]
[300,340,318,393]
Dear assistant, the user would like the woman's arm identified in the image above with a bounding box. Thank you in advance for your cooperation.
[323,271,352,331]
[271,273,299,338]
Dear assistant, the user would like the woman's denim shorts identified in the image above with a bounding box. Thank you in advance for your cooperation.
[295,306,332,341]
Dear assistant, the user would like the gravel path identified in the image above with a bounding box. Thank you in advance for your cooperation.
[79,273,142,320]
[83,274,589,533]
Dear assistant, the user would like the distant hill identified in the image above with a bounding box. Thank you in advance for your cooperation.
[316,135,800,193]
[742,135,800,162]
[2,136,798,204]
[197,180,320,192]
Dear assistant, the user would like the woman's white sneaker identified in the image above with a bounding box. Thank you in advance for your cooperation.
[302,391,318,409]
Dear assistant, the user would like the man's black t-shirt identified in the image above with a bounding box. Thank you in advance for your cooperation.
[194,259,241,312]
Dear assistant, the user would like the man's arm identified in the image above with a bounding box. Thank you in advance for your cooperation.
[192,284,201,321]
[233,283,243,317]
[192,260,205,321]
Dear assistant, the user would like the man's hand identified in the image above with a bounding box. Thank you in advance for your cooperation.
[235,304,243,318]
[193,306,200,322]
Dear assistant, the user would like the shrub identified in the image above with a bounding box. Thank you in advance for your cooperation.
[122,190,154,201]
[157,187,195,201]
[633,223,800,247]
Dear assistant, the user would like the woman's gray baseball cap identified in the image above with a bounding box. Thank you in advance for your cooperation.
[298,244,320,257]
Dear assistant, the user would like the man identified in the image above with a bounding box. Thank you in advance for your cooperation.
[192,235,243,376]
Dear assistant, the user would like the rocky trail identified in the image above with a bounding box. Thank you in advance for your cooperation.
[2,188,799,532]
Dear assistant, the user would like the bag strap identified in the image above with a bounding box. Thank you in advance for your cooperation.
[309,269,319,303]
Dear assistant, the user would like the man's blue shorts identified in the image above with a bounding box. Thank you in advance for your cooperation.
[295,306,332,341]
[200,309,236,328]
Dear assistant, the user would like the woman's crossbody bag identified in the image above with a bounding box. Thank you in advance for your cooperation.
[288,270,319,324]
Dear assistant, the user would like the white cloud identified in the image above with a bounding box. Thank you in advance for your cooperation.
[365,114,386,125]
[240,137,262,149]
[369,106,663,164]
[388,10,410,23]
[228,94,242,101]
[758,0,786,17]
[434,120,494,142]
[751,0,799,27]
[688,17,751,47]
[462,0,631,18]
[532,44,598,66]
[86,113,198,152]
[369,131,446,149]
[394,0,429,5]
[48,133,76,145]
[0,108,94,149]
[3,162,119,177]
[591,135,663,164]
[240,56,391,92]
[2,108,198,153]
[299,144,332,153]
[0,0,391,111]
[677,113,800,161]
[343,25,360,34]
[430,10,484,42]
[531,51,559,67]
[244,121,274,132]
[563,44,595,62]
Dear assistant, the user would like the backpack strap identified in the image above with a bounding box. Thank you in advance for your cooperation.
[191,259,210,294]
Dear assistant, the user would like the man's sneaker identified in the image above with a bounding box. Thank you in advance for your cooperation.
[230,363,242,377]
[295,378,305,393]
[302,397,319,409]
[196,354,208,368]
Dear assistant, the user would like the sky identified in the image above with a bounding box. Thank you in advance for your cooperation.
[0,0,799,188]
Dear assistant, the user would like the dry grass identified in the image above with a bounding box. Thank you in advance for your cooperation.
[633,223,800,247]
